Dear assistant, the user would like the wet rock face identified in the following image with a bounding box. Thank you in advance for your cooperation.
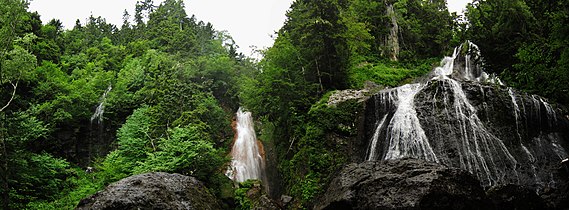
[315,159,491,210]
[76,172,221,210]
[414,81,569,188]
[333,43,569,209]
[363,78,569,207]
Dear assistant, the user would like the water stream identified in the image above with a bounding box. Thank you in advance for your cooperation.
[227,108,266,183]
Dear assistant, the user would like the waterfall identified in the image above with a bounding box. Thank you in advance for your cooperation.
[227,108,266,183]
[86,84,112,164]
[366,41,569,189]
[367,115,387,161]
[91,84,112,124]
[383,84,438,162]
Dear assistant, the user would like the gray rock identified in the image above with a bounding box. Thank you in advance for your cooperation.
[362,76,569,207]
[315,159,491,210]
[486,184,549,210]
[76,172,221,210]
[327,89,370,107]
[280,195,293,207]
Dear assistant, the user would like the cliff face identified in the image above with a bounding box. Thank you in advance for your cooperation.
[364,79,569,188]
[416,80,569,189]
[322,43,569,208]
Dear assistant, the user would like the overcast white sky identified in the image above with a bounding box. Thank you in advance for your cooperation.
[29,0,470,57]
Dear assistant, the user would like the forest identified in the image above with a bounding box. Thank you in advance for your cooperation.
[0,0,568,209]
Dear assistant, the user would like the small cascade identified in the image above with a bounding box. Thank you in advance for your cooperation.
[383,84,438,162]
[86,84,112,164]
[91,84,112,124]
[367,84,438,163]
[227,108,266,183]
[367,115,387,161]
[365,41,569,189]
[508,88,522,142]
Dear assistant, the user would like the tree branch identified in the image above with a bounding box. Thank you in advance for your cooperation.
[0,81,18,112]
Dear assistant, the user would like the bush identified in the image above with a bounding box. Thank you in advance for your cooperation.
[348,59,435,88]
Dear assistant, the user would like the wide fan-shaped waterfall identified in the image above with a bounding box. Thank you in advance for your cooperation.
[227,108,266,183]
[366,42,569,189]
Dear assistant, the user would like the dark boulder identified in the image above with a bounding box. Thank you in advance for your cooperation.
[486,184,549,210]
[315,158,491,210]
[76,172,221,210]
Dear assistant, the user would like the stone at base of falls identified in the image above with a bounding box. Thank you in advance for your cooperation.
[76,172,221,210]
[315,159,492,210]
[237,180,283,210]
[486,184,548,210]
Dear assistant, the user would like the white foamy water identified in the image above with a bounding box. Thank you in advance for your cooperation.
[227,108,265,182]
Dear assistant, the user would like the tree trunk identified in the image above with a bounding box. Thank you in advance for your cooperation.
[385,2,400,61]
[315,59,324,92]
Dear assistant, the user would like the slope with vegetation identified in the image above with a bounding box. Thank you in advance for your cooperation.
[1,0,251,209]
[0,0,568,209]
[241,0,569,208]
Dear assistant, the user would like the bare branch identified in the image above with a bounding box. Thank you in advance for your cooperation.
[0,81,18,112]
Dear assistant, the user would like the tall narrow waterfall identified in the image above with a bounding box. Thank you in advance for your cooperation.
[87,84,112,164]
[366,41,569,189]
[91,84,112,123]
[227,108,266,183]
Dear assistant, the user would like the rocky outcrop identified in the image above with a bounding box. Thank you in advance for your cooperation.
[327,89,370,107]
[315,159,491,210]
[309,42,569,209]
[76,172,221,210]
[414,80,569,190]
[361,42,569,207]
[486,184,549,210]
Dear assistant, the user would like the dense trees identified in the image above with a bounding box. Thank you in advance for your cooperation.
[241,0,455,207]
[0,0,251,208]
[243,0,568,208]
[2,0,568,209]
[466,0,569,105]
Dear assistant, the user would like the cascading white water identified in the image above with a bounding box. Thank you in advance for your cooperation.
[436,73,519,185]
[91,84,112,124]
[509,88,522,141]
[383,84,438,162]
[433,43,520,185]
[367,115,387,161]
[227,108,265,182]
[366,41,569,188]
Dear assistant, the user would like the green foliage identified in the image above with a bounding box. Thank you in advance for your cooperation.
[134,126,226,182]
[5,0,569,209]
[395,0,454,59]
[279,93,361,206]
[26,168,106,210]
[1,0,250,208]
[234,180,256,210]
[286,0,352,91]
[105,106,153,173]
[348,60,433,88]
[345,0,454,61]
[3,43,37,82]
[0,112,72,209]
[466,0,537,74]
[291,173,320,203]
[466,0,569,105]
